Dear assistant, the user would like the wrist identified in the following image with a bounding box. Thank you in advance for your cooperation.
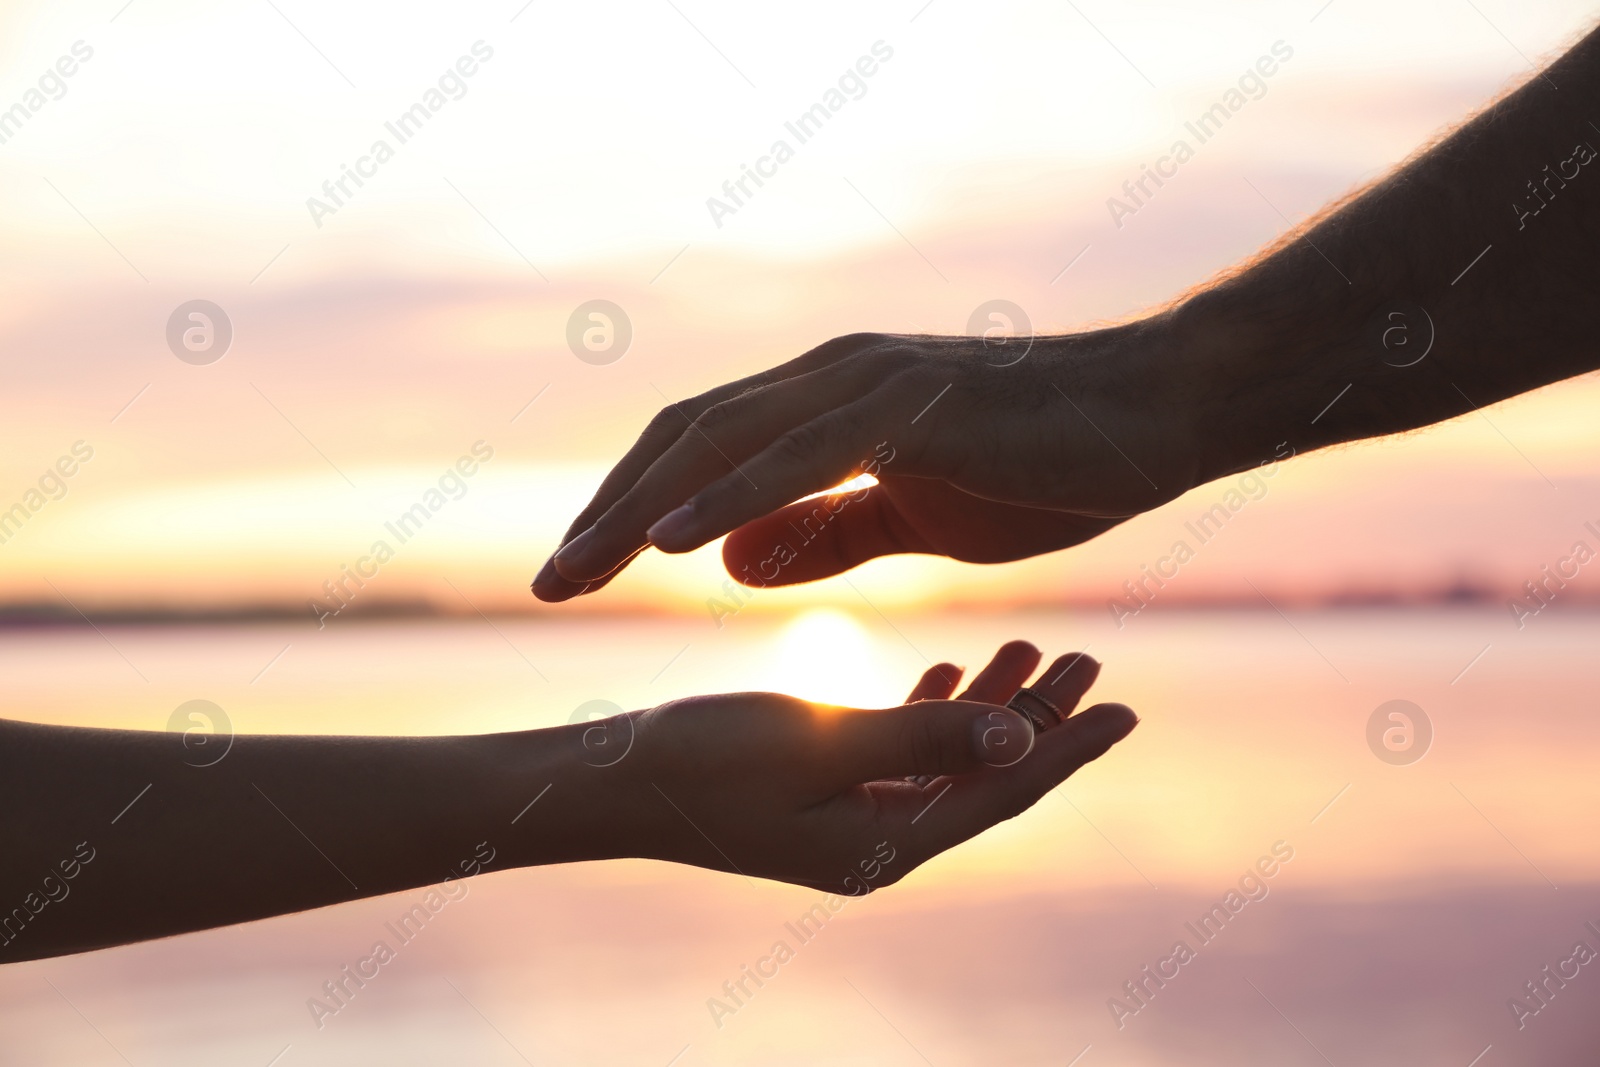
[483,718,653,870]
[1034,316,1217,509]
[1164,281,1376,484]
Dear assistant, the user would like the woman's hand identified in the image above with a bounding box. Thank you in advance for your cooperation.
[533,326,1206,602]
[591,641,1136,894]
[0,640,1131,961]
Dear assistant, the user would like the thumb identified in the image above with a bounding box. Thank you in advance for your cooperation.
[820,700,1035,790]
[722,488,926,587]
[979,702,1140,812]
[911,702,1140,848]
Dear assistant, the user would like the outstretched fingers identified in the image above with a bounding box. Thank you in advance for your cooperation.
[532,335,868,601]
[958,641,1043,704]
[879,650,1127,848]
[646,397,920,556]
[1029,651,1103,721]
[548,364,874,586]
[905,663,964,703]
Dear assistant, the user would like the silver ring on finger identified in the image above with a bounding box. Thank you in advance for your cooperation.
[1006,687,1063,732]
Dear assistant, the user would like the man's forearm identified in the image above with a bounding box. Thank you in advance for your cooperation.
[0,718,615,962]
[1173,22,1600,478]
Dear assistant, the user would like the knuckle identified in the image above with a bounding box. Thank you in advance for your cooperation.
[900,715,962,775]
[642,404,686,439]
[693,399,739,434]
[848,334,918,371]
[772,419,828,464]
[896,715,933,774]
[818,331,886,360]
[840,330,891,352]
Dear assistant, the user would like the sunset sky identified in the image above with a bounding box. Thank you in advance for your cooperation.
[6,6,1600,1063]
[3,0,1599,617]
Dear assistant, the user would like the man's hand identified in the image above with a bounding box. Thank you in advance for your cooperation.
[535,24,1600,604]
[532,327,1203,601]
[605,640,1135,894]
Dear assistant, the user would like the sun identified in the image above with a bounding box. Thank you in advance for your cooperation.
[764,608,900,709]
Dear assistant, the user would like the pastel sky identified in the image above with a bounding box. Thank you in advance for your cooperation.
[2,0,1598,616]
[3,9,1600,1060]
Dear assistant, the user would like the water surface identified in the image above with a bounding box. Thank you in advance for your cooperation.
[2,607,1595,1065]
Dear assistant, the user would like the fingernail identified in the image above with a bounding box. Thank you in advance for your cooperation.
[1048,652,1100,684]
[971,708,1035,768]
[551,528,597,579]
[1087,703,1140,744]
[531,556,560,591]
[647,503,696,548]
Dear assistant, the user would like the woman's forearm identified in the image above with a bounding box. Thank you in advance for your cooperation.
[0,646,1140,964]
[0,717,610,963]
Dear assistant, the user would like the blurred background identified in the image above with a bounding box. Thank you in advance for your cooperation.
[2,0,1599,1063]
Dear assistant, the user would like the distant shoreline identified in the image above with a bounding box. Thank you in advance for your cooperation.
[1,587,1592,628]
